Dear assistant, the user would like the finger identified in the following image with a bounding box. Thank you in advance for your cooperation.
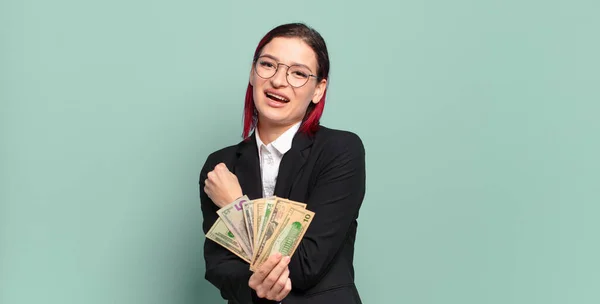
[228,171,239,181]
[207,171,215,181]
[262,255,291,292]
[253,252,282,283]
[274,278,292,302]
[248,273,259,291]
[266,267,289,300]
[215,163,227,171]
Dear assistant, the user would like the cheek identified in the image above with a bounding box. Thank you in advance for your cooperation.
[252,79,265,99]
[295,88,315,105]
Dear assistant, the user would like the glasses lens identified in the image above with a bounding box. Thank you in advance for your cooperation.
[255,57,277,79]
[287,65,312,87]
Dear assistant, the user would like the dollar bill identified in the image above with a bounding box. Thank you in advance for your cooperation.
[250,204,315,271]
[206,196,314,269]
[206,218,250,263]
[251,199,290,267]
[279,198,307,209]
[252,199,265,250]
[242,200,255,253]
[255,197,278,256]
[254,198,305,250]
[216,196,253,258]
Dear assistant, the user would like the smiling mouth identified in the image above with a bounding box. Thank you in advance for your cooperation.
[265,92,290,103]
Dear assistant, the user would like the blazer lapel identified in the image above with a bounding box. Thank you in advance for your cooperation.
[234,134,263,200]
[274,131,314,198]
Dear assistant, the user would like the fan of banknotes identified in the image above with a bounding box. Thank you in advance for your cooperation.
[205,195,315,271]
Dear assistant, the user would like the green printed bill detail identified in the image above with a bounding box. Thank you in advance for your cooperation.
[206,218,250,263]
[242,200,255,252]
[251,205,314,271]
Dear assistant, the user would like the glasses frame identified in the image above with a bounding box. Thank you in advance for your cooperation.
[253,56,318,88]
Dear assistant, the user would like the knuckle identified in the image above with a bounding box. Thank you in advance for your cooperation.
[275,284,284,292]
[257,289,266,298]
[264,276,275,286]
[258,268,269,277]
[278,277,287,287]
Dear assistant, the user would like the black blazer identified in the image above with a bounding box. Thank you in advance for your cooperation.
[199,126,366,304]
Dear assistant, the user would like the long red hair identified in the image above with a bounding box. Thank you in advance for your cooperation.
[242,23,330,139]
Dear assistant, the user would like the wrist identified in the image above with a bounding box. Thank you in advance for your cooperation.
[231,192,244,203]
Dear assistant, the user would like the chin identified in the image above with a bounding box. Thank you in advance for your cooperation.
[257,109,286,124]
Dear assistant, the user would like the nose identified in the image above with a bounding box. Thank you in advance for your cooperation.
[270,64,289,88]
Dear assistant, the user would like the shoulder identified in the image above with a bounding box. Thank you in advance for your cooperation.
[204,144,238,164]
[309,126,366,179]
[200,141,244,173]
[309,126,366,171]
[313,126,365,154]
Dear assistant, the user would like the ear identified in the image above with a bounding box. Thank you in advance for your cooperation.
[311,79,327,104]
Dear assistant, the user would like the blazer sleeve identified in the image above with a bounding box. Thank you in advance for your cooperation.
[287,132,366,291]
[200,154,255,304]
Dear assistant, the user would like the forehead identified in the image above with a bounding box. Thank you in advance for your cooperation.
[259,37,318,71]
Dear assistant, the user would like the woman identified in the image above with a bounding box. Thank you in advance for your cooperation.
[199,23,366,304]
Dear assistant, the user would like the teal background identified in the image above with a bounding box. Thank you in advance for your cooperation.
[1,0,599,303]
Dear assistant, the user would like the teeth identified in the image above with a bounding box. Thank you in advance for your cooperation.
[266,92,288,102]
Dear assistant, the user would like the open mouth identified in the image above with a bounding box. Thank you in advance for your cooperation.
[265,91,290,103]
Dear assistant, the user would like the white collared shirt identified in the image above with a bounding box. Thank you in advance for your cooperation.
[255,122,301,198]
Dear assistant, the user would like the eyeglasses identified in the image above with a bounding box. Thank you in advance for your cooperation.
[253,56,318,88]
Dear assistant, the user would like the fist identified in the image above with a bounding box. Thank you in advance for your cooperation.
[204,163,243,208]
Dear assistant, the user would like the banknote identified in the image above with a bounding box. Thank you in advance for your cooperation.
[206,218,250,263]
[206,196,314,268]
[252,199,265,250]
[252,198,289,264]
[254,198,305,251]
[250,204,315,271]
[216,195,253,257]
[255,197,277,250]
[242,200,254,252]
[279,198,307,209]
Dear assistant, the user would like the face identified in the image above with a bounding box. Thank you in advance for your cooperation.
[249,37,327,129]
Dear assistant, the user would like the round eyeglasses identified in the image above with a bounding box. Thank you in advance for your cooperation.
[253,56,318,88]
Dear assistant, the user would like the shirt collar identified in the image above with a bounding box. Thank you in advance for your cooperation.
[255,122,301,155]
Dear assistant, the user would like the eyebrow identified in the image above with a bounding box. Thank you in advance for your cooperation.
[259,54,315,73]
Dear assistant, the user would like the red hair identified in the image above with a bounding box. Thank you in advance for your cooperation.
[242,23,330,139]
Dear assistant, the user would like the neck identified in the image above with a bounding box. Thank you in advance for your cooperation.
[257,120,300,145]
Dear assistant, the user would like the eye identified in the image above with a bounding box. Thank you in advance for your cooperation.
[259,60,276,69]
[291,70,308,79]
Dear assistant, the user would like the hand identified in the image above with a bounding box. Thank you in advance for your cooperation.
[248,253,292,301]
[204,163,243,208]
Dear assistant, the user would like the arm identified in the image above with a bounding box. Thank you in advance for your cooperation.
[200,155,279,304]
[200,155,254,303]
[288,132,366,291]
